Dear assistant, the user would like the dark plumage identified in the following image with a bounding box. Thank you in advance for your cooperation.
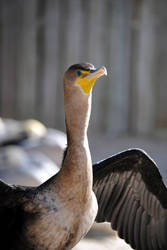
[93,148,167,250]
[0,183,36,249]
[68,62,95,72]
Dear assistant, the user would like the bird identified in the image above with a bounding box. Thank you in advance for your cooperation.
[1,63,166,250]
[0,62,107,250]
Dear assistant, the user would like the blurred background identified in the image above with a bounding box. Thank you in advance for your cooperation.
[0,0,167,249]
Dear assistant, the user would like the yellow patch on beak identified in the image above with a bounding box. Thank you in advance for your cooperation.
[76,67,107,94]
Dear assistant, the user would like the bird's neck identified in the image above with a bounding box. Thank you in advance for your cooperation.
[58,92,93,200]
[62,90,92,179]
[41,90,93,201]
[65,93,91,145]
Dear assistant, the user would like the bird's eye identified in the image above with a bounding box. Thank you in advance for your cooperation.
[77,71,82,77]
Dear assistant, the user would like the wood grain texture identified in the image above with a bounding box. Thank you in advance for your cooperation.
[0,0,167,136]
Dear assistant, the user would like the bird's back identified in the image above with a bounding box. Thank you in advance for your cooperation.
[0,180,37,249]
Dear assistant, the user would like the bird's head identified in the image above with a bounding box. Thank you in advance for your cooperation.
[63,62,107,95]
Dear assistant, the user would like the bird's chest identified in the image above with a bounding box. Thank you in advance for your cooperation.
[24,192,97,250]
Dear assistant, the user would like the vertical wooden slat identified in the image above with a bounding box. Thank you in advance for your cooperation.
[129,0,141,134]
[39,0,60,127]
[64,0,84,65]
[53,0,70,131]
[0,1,19,118]
[16,0,37,119]
[35,0,46,122]
[0,1,3,114]
[106,0,132,135]
[132,0,156,134]
[154,0,167,132]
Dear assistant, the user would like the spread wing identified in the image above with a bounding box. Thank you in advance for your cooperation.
[93,149,167,250]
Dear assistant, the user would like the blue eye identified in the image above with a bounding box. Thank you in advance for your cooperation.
[77,71,82,76]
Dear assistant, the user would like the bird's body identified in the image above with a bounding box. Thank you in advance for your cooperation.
[0,63,105,250]
[0,181,96,250]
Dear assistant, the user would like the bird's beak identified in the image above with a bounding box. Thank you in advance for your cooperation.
[84,66,107,81]
[76,66,107,94]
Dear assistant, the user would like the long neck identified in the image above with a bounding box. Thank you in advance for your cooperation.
[40,86,93,201]
[65,90,91,146]
[54,87,93,202]
[61,88,93,199]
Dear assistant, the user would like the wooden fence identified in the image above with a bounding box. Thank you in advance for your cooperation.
[0,0,167,137]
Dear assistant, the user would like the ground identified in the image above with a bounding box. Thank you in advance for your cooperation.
[74,223,132,250]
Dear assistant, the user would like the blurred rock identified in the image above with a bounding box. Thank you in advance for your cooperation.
[0,118,66,185]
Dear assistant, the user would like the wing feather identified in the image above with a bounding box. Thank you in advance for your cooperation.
[140,210,148,250]
[93,149,167,250]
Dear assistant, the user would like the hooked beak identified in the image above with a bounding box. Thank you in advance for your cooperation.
[84,66,107,81]
[76,66,107,94]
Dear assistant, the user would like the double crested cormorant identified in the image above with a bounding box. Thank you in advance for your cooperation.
[0,63,166,250]
[0,63,106,250]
